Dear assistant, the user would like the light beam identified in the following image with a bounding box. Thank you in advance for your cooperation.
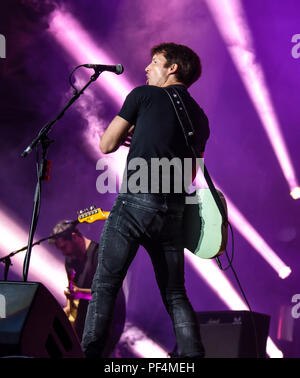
[205,0,299,197]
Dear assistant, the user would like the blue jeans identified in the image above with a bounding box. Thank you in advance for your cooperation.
[81,193,205,358]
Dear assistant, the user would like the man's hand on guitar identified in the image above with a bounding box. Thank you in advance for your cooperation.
[64,284,79,301]
[64,285,92,301]
[63,305,71,317]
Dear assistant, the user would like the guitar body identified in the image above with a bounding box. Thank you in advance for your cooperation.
[77,195,228,260]
[67,269,79,325]
[68,299,79,324]
[183,188,228,259]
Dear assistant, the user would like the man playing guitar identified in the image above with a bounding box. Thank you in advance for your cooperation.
[49,220,126,357]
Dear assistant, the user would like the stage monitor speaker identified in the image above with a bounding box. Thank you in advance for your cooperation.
[0,281,84,358]
[195,311,270,358]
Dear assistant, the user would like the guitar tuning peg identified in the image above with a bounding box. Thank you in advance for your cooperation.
[89,205,95,211]
[77,209,83,215]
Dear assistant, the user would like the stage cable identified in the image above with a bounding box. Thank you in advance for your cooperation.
[216,222,260,358]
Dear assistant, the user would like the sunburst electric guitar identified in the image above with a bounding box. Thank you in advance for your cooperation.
[67,269,79,325]
[77,191,228,259]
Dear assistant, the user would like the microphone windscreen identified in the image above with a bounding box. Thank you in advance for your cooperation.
[116,64,124,75]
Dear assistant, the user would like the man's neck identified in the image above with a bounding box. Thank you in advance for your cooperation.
[84,237,92,252]
[162,79,185,88]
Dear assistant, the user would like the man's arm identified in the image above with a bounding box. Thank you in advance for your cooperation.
[100,115,132,154]
[64,285,92,300]
[63,298,71,316]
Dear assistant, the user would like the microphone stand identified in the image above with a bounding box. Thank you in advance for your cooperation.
[0,226,78,281]
[21,69,102,282]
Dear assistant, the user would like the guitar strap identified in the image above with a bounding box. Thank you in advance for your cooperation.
[163,86,228,223]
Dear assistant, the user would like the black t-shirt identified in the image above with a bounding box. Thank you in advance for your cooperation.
[118,84,210,194]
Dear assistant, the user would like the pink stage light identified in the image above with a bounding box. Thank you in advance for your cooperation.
[118,323,169,358]
[49,8,132,176]
[194,165,291,279]
[290,186,300,200]
[70,76,130,176]
[0,205,67,305]
[185,252,283,358]
[224,190,291,279]
[48,9,133,107]
[205,0,299,196]
[185,251,247,310]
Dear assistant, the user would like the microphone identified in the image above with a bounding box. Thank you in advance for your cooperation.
[83,63,124,75]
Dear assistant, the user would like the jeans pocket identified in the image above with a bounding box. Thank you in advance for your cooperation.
[104,198,125,230]
[117,199,162,238]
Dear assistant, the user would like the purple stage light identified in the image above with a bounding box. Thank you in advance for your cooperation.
[205,0,299,197]
[48,10,133,107]
[185,252,283,358]
[0,206,67,305]
[290,186,300,200]
[185,252,248,310]
[118,323,169,358]
[225,191,291,279]
[193,166,291,279]
[49,9,132,175]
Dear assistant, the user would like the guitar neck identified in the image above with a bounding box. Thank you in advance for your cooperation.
[77,207,110,224]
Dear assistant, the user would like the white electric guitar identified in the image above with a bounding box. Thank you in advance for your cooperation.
[183,189,228,259]
[77,190,228,260]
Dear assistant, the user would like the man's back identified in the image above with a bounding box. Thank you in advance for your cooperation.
[119,84,210,193]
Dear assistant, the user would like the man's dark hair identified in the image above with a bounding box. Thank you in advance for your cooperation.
[48,220,82,245]
[150,42,202,88]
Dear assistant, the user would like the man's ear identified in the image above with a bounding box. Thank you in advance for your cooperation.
[168,63,178,74]
[71,232,79,241]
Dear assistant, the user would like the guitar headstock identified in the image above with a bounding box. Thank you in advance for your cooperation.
[77,205,110,224]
